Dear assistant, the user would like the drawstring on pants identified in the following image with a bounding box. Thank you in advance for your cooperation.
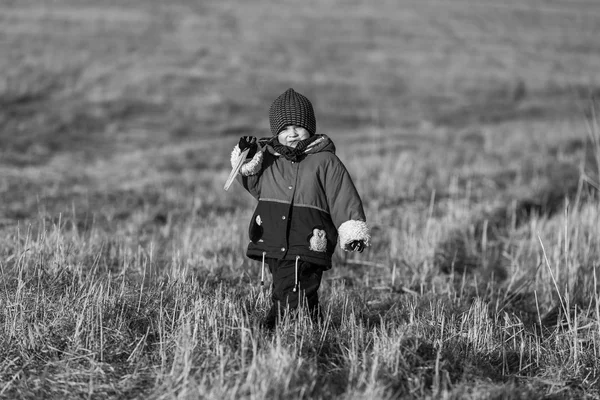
[293,256,300,292]
[261,252,266,286]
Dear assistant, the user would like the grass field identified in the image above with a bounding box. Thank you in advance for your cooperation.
[1,0,600,398]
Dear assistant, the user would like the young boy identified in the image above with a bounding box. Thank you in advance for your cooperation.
[230,88,370,329]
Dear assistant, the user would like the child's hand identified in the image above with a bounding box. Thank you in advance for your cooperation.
[347,240,365,253]
[238,136,258,156]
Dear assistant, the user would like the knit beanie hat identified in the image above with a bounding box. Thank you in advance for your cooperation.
[269,88,316,136]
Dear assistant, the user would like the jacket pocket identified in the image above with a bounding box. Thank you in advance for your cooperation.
[249,214,263,243]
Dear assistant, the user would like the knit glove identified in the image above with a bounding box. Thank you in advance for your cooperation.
[230,136,264,176]
[347,240,365,253]
[338,220,370,252]
[238,136,258,157]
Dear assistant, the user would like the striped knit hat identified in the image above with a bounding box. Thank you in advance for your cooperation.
[269,88,316,136]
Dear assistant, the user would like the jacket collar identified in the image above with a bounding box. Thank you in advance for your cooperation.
[260,134,336,156]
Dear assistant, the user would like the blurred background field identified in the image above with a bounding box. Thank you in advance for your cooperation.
[1,0,600,398]
[2,0,599,223]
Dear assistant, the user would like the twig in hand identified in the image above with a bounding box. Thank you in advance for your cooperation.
[224,148,250,191]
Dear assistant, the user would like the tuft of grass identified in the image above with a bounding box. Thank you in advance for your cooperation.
[1,198,600,399]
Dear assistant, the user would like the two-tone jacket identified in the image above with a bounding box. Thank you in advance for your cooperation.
[230,135,370,269]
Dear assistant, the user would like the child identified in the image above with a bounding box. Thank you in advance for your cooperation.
[230,88,370,330]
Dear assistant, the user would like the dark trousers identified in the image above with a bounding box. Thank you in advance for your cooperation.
[264,258,324,326]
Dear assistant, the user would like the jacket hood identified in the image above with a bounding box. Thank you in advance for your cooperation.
[259,134,336,156]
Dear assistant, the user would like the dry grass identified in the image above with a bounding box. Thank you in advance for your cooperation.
[1,0,600,398]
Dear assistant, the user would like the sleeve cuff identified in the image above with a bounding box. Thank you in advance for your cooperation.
[230,145,263,176]
[338,220,371,251]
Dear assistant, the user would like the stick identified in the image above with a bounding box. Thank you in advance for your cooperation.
[224,148,250,191]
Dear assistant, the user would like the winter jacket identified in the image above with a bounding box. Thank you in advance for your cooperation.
[231,135,370,269]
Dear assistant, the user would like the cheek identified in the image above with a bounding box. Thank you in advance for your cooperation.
[299,131,310,140]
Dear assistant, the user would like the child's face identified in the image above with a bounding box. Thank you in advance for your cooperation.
[277,125,310,147]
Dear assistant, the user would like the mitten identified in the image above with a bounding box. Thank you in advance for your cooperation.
[347,240,365,253]
[238,136,258,157]
[338,220,370,252]
[230,137,264,176]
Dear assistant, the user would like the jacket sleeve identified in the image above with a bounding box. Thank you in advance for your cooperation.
[238,174,262,200]
[323,156,371,250]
